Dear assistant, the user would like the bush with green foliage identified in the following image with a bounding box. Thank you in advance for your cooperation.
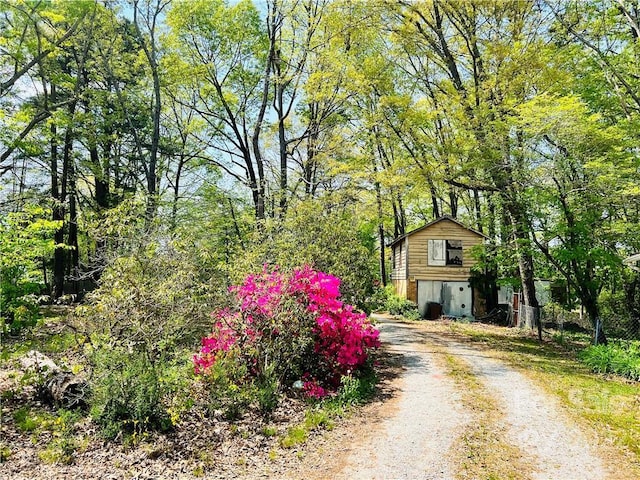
[38,409,82,465]
[78,239,228,349]
[89,348,181,440]
[0,205,61,333]
[230,199,380,313]
[386,293,420,320]
[78,239,226,439]
[580,341,640,381]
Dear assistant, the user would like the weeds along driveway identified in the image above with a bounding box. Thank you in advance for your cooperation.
[331,317,611,480]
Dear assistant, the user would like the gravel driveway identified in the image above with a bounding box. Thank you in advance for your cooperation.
[335,321,470,480]
[331,317,610,480]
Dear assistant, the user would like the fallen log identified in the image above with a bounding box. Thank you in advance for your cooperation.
[19,350,88,409]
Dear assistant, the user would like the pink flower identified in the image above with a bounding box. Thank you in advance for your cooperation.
[193,265,380,392]
[302,375,327,399]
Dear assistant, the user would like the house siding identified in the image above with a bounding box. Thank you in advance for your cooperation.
[392,279,407,299]
[407,220,483,282]
[391,238,408,281]
[390,217,486,309]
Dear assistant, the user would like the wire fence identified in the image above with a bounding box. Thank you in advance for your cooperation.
[596,315,640,343]
[517,302,640,345]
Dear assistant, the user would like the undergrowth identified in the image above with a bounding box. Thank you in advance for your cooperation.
[279,370,378,449]
[580,341,640,381]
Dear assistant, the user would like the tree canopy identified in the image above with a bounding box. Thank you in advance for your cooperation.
[1,0,639,332]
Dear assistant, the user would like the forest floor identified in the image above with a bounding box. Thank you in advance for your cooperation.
[2,314,640,479]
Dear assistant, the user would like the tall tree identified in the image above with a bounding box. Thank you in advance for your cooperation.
[167,0,271,220]
[388,0,565,332]
[132,0,170,220]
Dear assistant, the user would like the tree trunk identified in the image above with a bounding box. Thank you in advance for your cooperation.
[505,196,540,338]
[145,57,161,221]
[276,79,288,217]
[91,144,110,210]
[583,294,607,345]
[372,156,387,286]
[20,351,87,409]
[473,188,483,233]
[132,0,162,222]
[304,104,320,197]
[50,86,65,300]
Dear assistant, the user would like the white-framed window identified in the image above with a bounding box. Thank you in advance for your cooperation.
[428,239,463,266]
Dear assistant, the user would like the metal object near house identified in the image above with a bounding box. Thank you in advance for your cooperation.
[623,253,640,272]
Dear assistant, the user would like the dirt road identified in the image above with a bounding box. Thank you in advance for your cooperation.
[307,317,611,480]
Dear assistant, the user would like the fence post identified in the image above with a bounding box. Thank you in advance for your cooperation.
[594,318,600,346]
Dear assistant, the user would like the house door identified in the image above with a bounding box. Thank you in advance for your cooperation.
[442,282,472,318]
[417,281,442,318]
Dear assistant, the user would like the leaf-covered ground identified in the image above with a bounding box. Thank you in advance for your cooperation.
[3,313,640,479]
[0,310,401,480]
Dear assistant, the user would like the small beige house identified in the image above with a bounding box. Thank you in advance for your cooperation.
[390,215,487,318]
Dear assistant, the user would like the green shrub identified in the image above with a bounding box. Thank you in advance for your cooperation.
[13,406,39,432]
[304,409,334,431]
[0,444,11,462]
[76,242,226,353]
[386,294,420,320]
[12,407,80,464]
[200,353,255,421]
[280,425,308,448]
[229,199,379,312]
[89,349,177,440]
[38,409,81,465]
[580,341,640,381]
[77,238,226,439]
[277,369,379,450]
[0,205,61,334]
[255,368,280,418]
[367,285,393,313]
[1,283,40,334]
[343,370,377,403]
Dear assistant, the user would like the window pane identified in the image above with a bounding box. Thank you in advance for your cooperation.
[428,239,446,266]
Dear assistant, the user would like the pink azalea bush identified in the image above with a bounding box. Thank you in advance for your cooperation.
[194,265,380,399]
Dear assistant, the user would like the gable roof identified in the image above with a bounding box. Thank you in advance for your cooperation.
[389,215,488,247]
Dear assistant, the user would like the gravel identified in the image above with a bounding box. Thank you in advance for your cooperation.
[335,320,470,480]
[325,317,611,480]
[443,339,608,480]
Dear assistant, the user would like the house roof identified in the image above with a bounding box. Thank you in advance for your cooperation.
[389,215,488,247]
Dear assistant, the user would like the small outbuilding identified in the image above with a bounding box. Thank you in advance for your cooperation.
[390,215,487,319]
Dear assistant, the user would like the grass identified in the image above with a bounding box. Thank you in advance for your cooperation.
[13,406,54,433]
[438,321,640,478]
[0,443,11,462]
[280,425,308,448]
[262,425,277,437]
[580,341,640,380]
[1,312,82,363]
[10,406,82,465]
